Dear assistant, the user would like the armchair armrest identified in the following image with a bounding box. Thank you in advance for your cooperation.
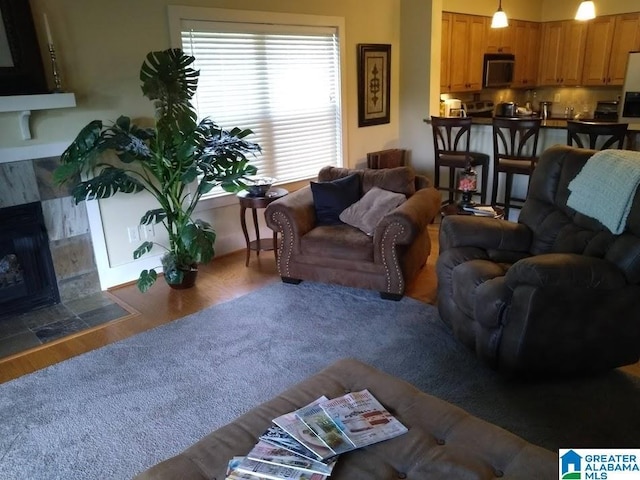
[439,215,532,253]
[374,186,441,245]
[265,186,315,238]
[505,253,627,290]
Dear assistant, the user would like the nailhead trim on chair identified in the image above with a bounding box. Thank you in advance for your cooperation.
[381,223,405,293]
[270,211,293,277]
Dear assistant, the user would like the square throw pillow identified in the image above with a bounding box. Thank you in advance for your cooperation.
[311,173,361,225]
[339,186,406,236]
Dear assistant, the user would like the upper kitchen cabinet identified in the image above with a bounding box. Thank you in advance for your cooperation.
[485,22,514,53]
[511,20,540,88]
[582,13,640,86]
[538,20,588,86]
[448,13,486,92]
[441,12,452,92]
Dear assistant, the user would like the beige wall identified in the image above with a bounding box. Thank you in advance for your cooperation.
[541,0,640,21]
[4,0,402,277]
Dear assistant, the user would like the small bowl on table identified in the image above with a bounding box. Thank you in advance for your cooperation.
[245,177,276,197]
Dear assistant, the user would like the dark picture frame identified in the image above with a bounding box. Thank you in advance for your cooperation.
[357,44,391,127]
[0,0,48,96]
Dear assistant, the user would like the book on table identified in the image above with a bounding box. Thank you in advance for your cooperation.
[318,389,408,448]
[228,389,407,479]
[229,456,327,480]
[462,205,498,216]
[246,440,336,475]
[272,397,335,461]
[259,425,322,462]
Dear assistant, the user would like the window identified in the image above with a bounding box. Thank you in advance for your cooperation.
[169,7,345,197]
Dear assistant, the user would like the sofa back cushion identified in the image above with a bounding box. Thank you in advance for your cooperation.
[318,166,416,197]
[310,173,361,226]
[520,145,640,284]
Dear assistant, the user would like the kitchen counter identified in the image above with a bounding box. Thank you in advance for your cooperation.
[425,116,640,132]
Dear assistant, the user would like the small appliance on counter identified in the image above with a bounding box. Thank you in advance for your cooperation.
[495,102,517,117]
[463,101,495,117]
[593,101,619,122]
[443,98,465,117]
[539,101,552,120]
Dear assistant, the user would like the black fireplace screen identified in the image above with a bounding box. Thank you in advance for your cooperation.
[0,202,60,316]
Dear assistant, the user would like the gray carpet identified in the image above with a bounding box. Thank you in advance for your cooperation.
[1,281,639,480]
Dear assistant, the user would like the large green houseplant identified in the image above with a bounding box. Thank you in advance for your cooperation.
[55,49,260,292]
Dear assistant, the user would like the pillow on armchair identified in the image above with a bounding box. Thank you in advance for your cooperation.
[310,173,361,225]
[339,186,406,235]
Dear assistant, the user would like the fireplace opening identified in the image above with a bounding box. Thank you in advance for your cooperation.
[0,202,60,317]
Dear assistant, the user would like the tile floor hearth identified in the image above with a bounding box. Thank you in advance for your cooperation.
[0,292,135,359]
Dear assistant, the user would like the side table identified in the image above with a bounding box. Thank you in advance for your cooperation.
[440,203,505,219]
[237,187,288,266]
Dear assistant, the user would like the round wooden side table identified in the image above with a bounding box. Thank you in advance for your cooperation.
[440,203,505,219]
[237,187,288,266]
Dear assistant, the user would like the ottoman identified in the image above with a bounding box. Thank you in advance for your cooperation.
[135,359,557,479]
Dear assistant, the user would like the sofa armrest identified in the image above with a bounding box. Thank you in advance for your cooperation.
[505,253,627,290]
[374,186,440,246]
[439,215,532,253]
[265,186,316,239]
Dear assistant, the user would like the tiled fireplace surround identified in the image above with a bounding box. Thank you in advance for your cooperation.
[0,156,100,304]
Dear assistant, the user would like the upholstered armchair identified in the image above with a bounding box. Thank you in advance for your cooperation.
[265,166,441,299]
[437,145,640,375]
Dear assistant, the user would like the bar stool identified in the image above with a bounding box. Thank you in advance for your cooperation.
[566,121,628,150]
[431,116,490,205]
[491,117,542,219]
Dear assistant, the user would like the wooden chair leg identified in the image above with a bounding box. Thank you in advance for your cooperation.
[504,173,513,220]
[448,167,455,204]
[480,163,489,205]
[491,168,500,207]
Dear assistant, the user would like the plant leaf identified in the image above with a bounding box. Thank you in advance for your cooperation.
[181,220,216,264]
[133,241,154,259]
[71,166,144,202]
[137,269,158,292]
[140,209,167,225]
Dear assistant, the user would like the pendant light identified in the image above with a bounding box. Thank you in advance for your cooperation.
[491,0,508,29]
[575,1,596,21]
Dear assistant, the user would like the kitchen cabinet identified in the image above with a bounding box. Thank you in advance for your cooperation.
[537,20,587,86]
[485,23,514,53]
[583,13,640,86]
[441,12,452,92]
[511,20,540,88]
[448,13,486,92]
[609,13,640,85]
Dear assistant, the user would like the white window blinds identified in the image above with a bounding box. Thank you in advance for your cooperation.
[180,20,343,187]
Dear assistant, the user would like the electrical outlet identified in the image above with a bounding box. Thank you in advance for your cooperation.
[142,224,154,239]
[554,93,561,103]
[127,226,140,243]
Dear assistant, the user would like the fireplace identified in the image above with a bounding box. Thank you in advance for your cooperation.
[0,202,60,316]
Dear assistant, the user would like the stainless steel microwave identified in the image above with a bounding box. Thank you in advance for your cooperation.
[483,54,515,88]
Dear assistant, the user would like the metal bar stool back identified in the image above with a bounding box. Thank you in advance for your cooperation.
[431,116,489,205]
[566,121,628,150]
[491,117,542,219]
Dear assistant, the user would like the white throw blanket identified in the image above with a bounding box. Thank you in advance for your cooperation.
[567,149,640,234]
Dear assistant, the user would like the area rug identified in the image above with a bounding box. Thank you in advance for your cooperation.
[1,281,639,480]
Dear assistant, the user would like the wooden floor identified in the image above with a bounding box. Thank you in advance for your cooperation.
[1,223,637,383]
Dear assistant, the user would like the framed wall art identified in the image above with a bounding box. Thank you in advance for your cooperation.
[0,0,48,95]
[357,43,390,127]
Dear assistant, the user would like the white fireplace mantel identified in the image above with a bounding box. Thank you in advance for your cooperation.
[0,93,76,140]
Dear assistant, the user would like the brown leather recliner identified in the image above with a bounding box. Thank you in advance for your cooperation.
[437,145,640,375]
[265,166,441,299]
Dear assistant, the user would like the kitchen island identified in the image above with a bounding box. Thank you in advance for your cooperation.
[424,117,640,220]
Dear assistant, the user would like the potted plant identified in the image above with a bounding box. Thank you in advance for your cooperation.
[54,49,260,292]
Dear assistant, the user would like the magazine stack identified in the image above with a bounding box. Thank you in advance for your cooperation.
[225,389,408,480]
